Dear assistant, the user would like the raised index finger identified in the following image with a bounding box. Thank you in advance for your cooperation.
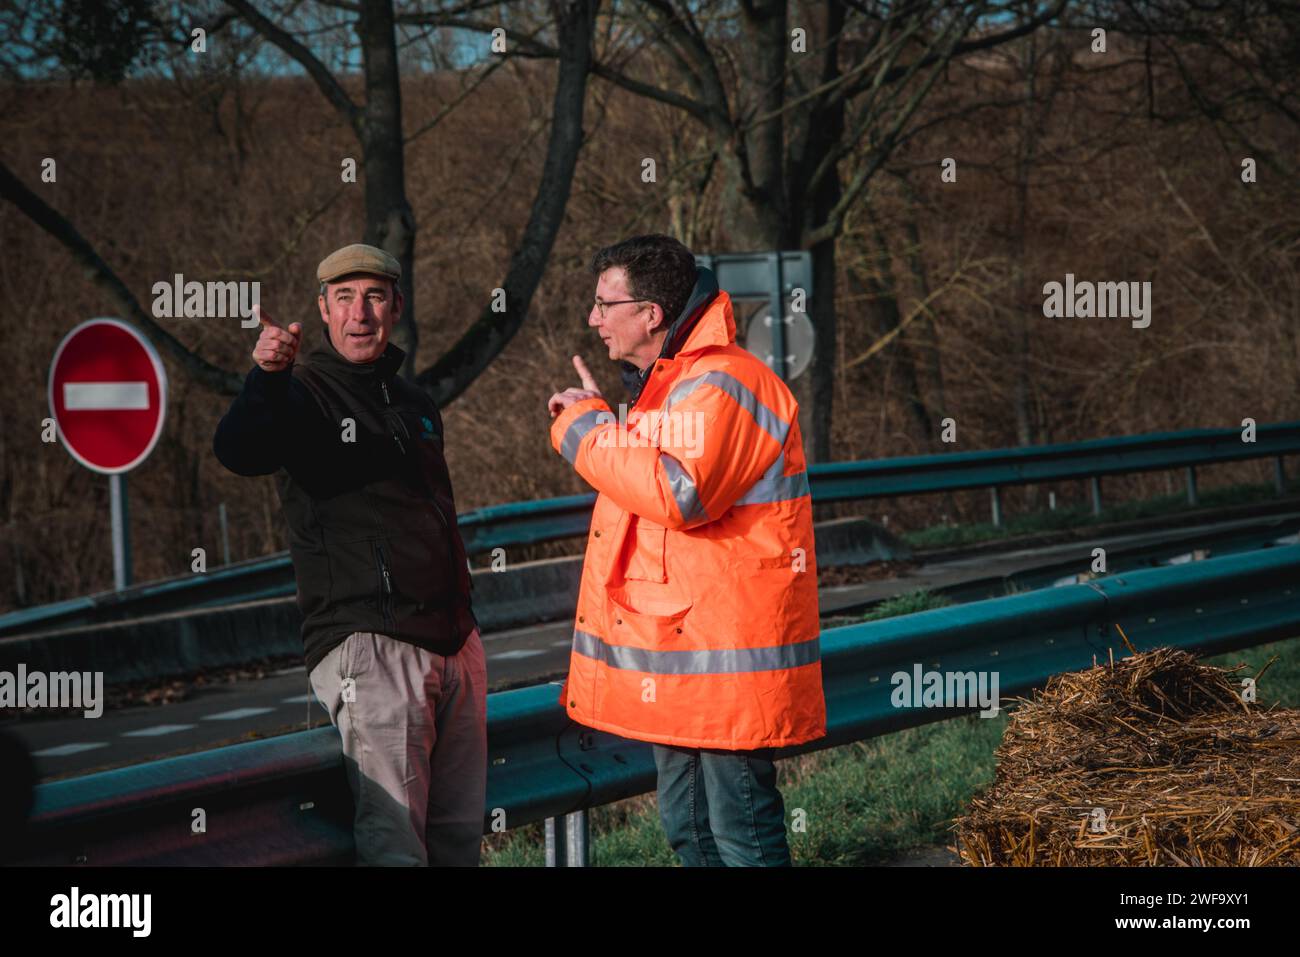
[572,354,598,392]
[255,304,279,330]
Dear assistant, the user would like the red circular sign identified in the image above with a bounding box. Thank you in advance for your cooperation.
[48,319,167,474]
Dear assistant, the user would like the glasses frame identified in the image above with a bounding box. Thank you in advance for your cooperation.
[593,297,649,319]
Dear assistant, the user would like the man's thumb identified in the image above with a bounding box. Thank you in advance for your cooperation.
[288,322,302,337]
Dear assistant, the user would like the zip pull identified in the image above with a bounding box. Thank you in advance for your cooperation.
[382,564,392,594]
[381,380,391,405]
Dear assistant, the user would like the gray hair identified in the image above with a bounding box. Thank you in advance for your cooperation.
[319,278,400,313]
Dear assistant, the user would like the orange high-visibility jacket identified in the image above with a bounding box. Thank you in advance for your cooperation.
[550,289,826,750]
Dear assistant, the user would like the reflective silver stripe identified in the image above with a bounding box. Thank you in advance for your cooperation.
[661,452,707,525]
[560,409,610,464]
[734,452,811,506]
[573,629,820,674]
[667,371,790,448]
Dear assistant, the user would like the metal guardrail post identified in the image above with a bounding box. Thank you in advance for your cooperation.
[544,816,560,865]
[1277,456,1287,494]
[1090,476,1103,516]
[1186,466,1198,506]
[990,486,1002,527]
[544,810,589,866]
[566,810,589,866]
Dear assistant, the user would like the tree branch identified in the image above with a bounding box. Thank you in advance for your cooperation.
[0,158,243,395]
[222,0,364,138]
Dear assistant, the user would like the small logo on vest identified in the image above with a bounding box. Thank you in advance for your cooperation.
[420,416,435,440]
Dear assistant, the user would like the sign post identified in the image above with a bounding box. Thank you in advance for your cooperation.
[109,474,130,591]
[49,319,168,590]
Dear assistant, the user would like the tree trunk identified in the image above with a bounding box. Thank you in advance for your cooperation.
[358,0,419,376]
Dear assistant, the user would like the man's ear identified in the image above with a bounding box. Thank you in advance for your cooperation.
[646,302,667,334]
[317,294,329,323]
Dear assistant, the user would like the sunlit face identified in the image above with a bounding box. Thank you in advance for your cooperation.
[588,266,665,369]
[317,274,402,363]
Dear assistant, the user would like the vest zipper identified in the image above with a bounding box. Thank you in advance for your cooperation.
[380,375,465,602]
[374,542,395,630]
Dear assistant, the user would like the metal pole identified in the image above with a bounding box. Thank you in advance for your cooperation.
[544,811,590,867]
[1090,476,1102,517]
[767,252,787,381]
[544,816,562,867]
[990,486,1002,527]
[219,502,231,566]
[110,473,131,590]
[1185,466,1198,506]
[565,809,590,866]
[1277,456,1287,495]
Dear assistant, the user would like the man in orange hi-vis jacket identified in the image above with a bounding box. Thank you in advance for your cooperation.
[547,234,826,866]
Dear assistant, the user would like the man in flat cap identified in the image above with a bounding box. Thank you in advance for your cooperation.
[214,243,486,866]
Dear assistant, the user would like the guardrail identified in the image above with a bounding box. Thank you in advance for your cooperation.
[11,543,1299,866]
[2,422,1296,640]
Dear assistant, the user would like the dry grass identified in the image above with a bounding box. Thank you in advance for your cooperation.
[954,647,1300,866]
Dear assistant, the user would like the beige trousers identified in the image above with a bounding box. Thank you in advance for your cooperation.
[309,628,487,866]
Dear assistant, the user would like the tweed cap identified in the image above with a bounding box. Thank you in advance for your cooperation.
[317,243,401,283]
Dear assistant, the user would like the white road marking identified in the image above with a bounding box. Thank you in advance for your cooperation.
[201,707,275,721]
[64,382,149,410]
[33,742,108,757]
[492,649,546,660]
[281,694,315,704]
[121,724,196,737]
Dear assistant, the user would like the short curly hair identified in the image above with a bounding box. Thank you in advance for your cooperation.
[590,234,697,330]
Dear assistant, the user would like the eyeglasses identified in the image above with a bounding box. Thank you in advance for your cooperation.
[593,298,648,319]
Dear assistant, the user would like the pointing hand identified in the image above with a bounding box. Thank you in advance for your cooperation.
[252,305,302,373]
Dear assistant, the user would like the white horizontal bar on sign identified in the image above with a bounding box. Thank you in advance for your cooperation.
[64,381,150,410]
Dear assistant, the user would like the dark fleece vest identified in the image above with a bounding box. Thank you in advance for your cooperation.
[214,325,478,674]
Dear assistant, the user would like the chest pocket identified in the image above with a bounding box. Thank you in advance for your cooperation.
[621,516,667,583]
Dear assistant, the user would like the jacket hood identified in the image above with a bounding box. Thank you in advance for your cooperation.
[306,321,406,379]
[620,265,721,406]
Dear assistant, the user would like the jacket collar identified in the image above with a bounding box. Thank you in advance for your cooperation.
[620,266,729,404]
[306,323,406,379]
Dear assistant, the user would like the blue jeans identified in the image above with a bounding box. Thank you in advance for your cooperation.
[652,744,792,867]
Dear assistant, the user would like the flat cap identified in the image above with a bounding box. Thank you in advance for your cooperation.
[317,243,401,284]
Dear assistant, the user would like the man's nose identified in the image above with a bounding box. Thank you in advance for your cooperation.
[587,305,601,327]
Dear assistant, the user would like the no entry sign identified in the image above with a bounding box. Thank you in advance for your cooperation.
[48,319,167,474]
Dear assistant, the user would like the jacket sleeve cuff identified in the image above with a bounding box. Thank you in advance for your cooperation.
[243,364,294,405]
[551,397,612,465]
